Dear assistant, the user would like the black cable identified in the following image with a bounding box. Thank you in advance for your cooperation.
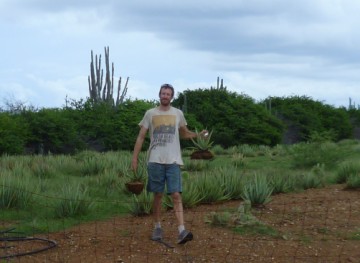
[0,229,57,259]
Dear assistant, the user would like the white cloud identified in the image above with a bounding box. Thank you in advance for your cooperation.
[0,0,360,109]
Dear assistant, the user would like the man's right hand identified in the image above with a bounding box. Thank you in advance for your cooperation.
[131,158,138,172]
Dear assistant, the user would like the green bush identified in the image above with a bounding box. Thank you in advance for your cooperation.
[29,157,56,179]
[241,173,273,206]
[163,178,204,209]
[262,95,352,142]
[182,159,209,172]
[345,174,360,189]
[172,88,284,147]
[269,172,297,194]
[335,161,360,184]
[96,171,124,195]
[54,184,93,218]
[212,144,227,155]
[75,151,107,176]
[231,153,247,168]
[299,172,324,190]
[21,108,81,154]
[0,174,33,209]
[205,211,232,227]
[290,142,342,169]
[237,144,258,157]
[0,113,28,154]
[218,167,244,200]
[126,190,153,216]
[195,171,231,204]
[181,179,205,208]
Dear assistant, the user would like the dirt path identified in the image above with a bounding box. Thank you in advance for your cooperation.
[3,184,360,263]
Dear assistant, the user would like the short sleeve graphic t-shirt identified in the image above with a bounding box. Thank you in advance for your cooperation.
[139,106,186,165]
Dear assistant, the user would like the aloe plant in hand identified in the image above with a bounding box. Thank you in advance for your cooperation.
[190,129,214,160]
[191,129,214,151]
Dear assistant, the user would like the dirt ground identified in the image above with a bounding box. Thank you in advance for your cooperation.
[2,184,360,263]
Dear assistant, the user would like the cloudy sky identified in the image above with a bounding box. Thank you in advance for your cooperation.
[1,0,359,109]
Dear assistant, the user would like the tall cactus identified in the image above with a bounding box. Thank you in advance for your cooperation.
[88,46,129,106]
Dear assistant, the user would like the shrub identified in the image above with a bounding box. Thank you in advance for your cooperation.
[182,148,192,157]
[205,201,262,228]
[334,161,360,184]
[181,179,204,208]
[75,151,106,176]
[212,144,227,155]
[269,172,297,194]
[290,142,342,169]
[241,173,273,206]
[48,154,80,177]
[163,177,204,209]
[30,157,56,179]
[205,211,232,227]
[0,174,33,209]
[231,153,246,168]
[182,159,209,172]
[0,113,27,154]
[218,167,245,200]
[299,172,324,190]
[54,184,93,218]
[96,171,123,195]
[127,190,153,216]
[237,144,257,157]
[195,171,231,204]
[345,174,360,189]
[270,144,288,157]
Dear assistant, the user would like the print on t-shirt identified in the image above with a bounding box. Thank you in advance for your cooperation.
[152,115,176,148]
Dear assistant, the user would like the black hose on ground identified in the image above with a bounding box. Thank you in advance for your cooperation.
[0,228,57,259]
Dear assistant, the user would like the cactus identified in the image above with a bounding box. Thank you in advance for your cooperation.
[88,46,129,106]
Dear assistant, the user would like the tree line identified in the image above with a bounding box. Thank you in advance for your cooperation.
[1,87,359,155]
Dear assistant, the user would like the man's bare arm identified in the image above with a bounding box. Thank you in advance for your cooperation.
[179,126,208,140]
[131,126,148,171]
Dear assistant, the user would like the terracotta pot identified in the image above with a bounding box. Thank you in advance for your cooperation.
[125,181,144,195]
[190,150,214,160]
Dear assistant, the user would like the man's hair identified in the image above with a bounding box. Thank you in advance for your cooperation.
[159,83,174,97]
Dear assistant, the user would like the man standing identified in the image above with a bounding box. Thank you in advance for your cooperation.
[131,83,207,245]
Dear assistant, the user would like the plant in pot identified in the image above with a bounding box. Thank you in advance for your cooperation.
[125,170,146,195]
[190,129,215,160]
[124,155,147,195]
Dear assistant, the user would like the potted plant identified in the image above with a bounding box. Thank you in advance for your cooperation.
[124,154,147,195]
[125,169,146,195]
[190,129,214,160]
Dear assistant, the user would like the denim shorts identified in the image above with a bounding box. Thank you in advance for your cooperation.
[147,162,182,194]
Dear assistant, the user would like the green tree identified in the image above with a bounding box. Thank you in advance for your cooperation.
[263,96,352,142]
[21,108,81,154]
[0,112,28,154]
[173,87,284,147]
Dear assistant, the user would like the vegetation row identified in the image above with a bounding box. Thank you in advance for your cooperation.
[1,140,360,235]
[1,87,360,155]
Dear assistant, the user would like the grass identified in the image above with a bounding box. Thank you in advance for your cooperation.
[241,173,273,206]
[205,200,280,237]
[348,229,360,240]
[1,140,360,236]
[298,235,313,245]
[53,183,94,218]
[126,190,153,216]
[234,224,280,238]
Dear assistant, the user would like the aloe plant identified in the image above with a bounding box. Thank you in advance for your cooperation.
[126,161,147,183]
[241,173,273,206]
[190,129,214,151]
[126,190,153,216]
[121,169,142,182]
[54,183,93,218]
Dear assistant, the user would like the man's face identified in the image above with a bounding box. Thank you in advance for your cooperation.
[159,87,173,106]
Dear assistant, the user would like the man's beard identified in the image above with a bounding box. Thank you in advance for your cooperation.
[160,99,170,106]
